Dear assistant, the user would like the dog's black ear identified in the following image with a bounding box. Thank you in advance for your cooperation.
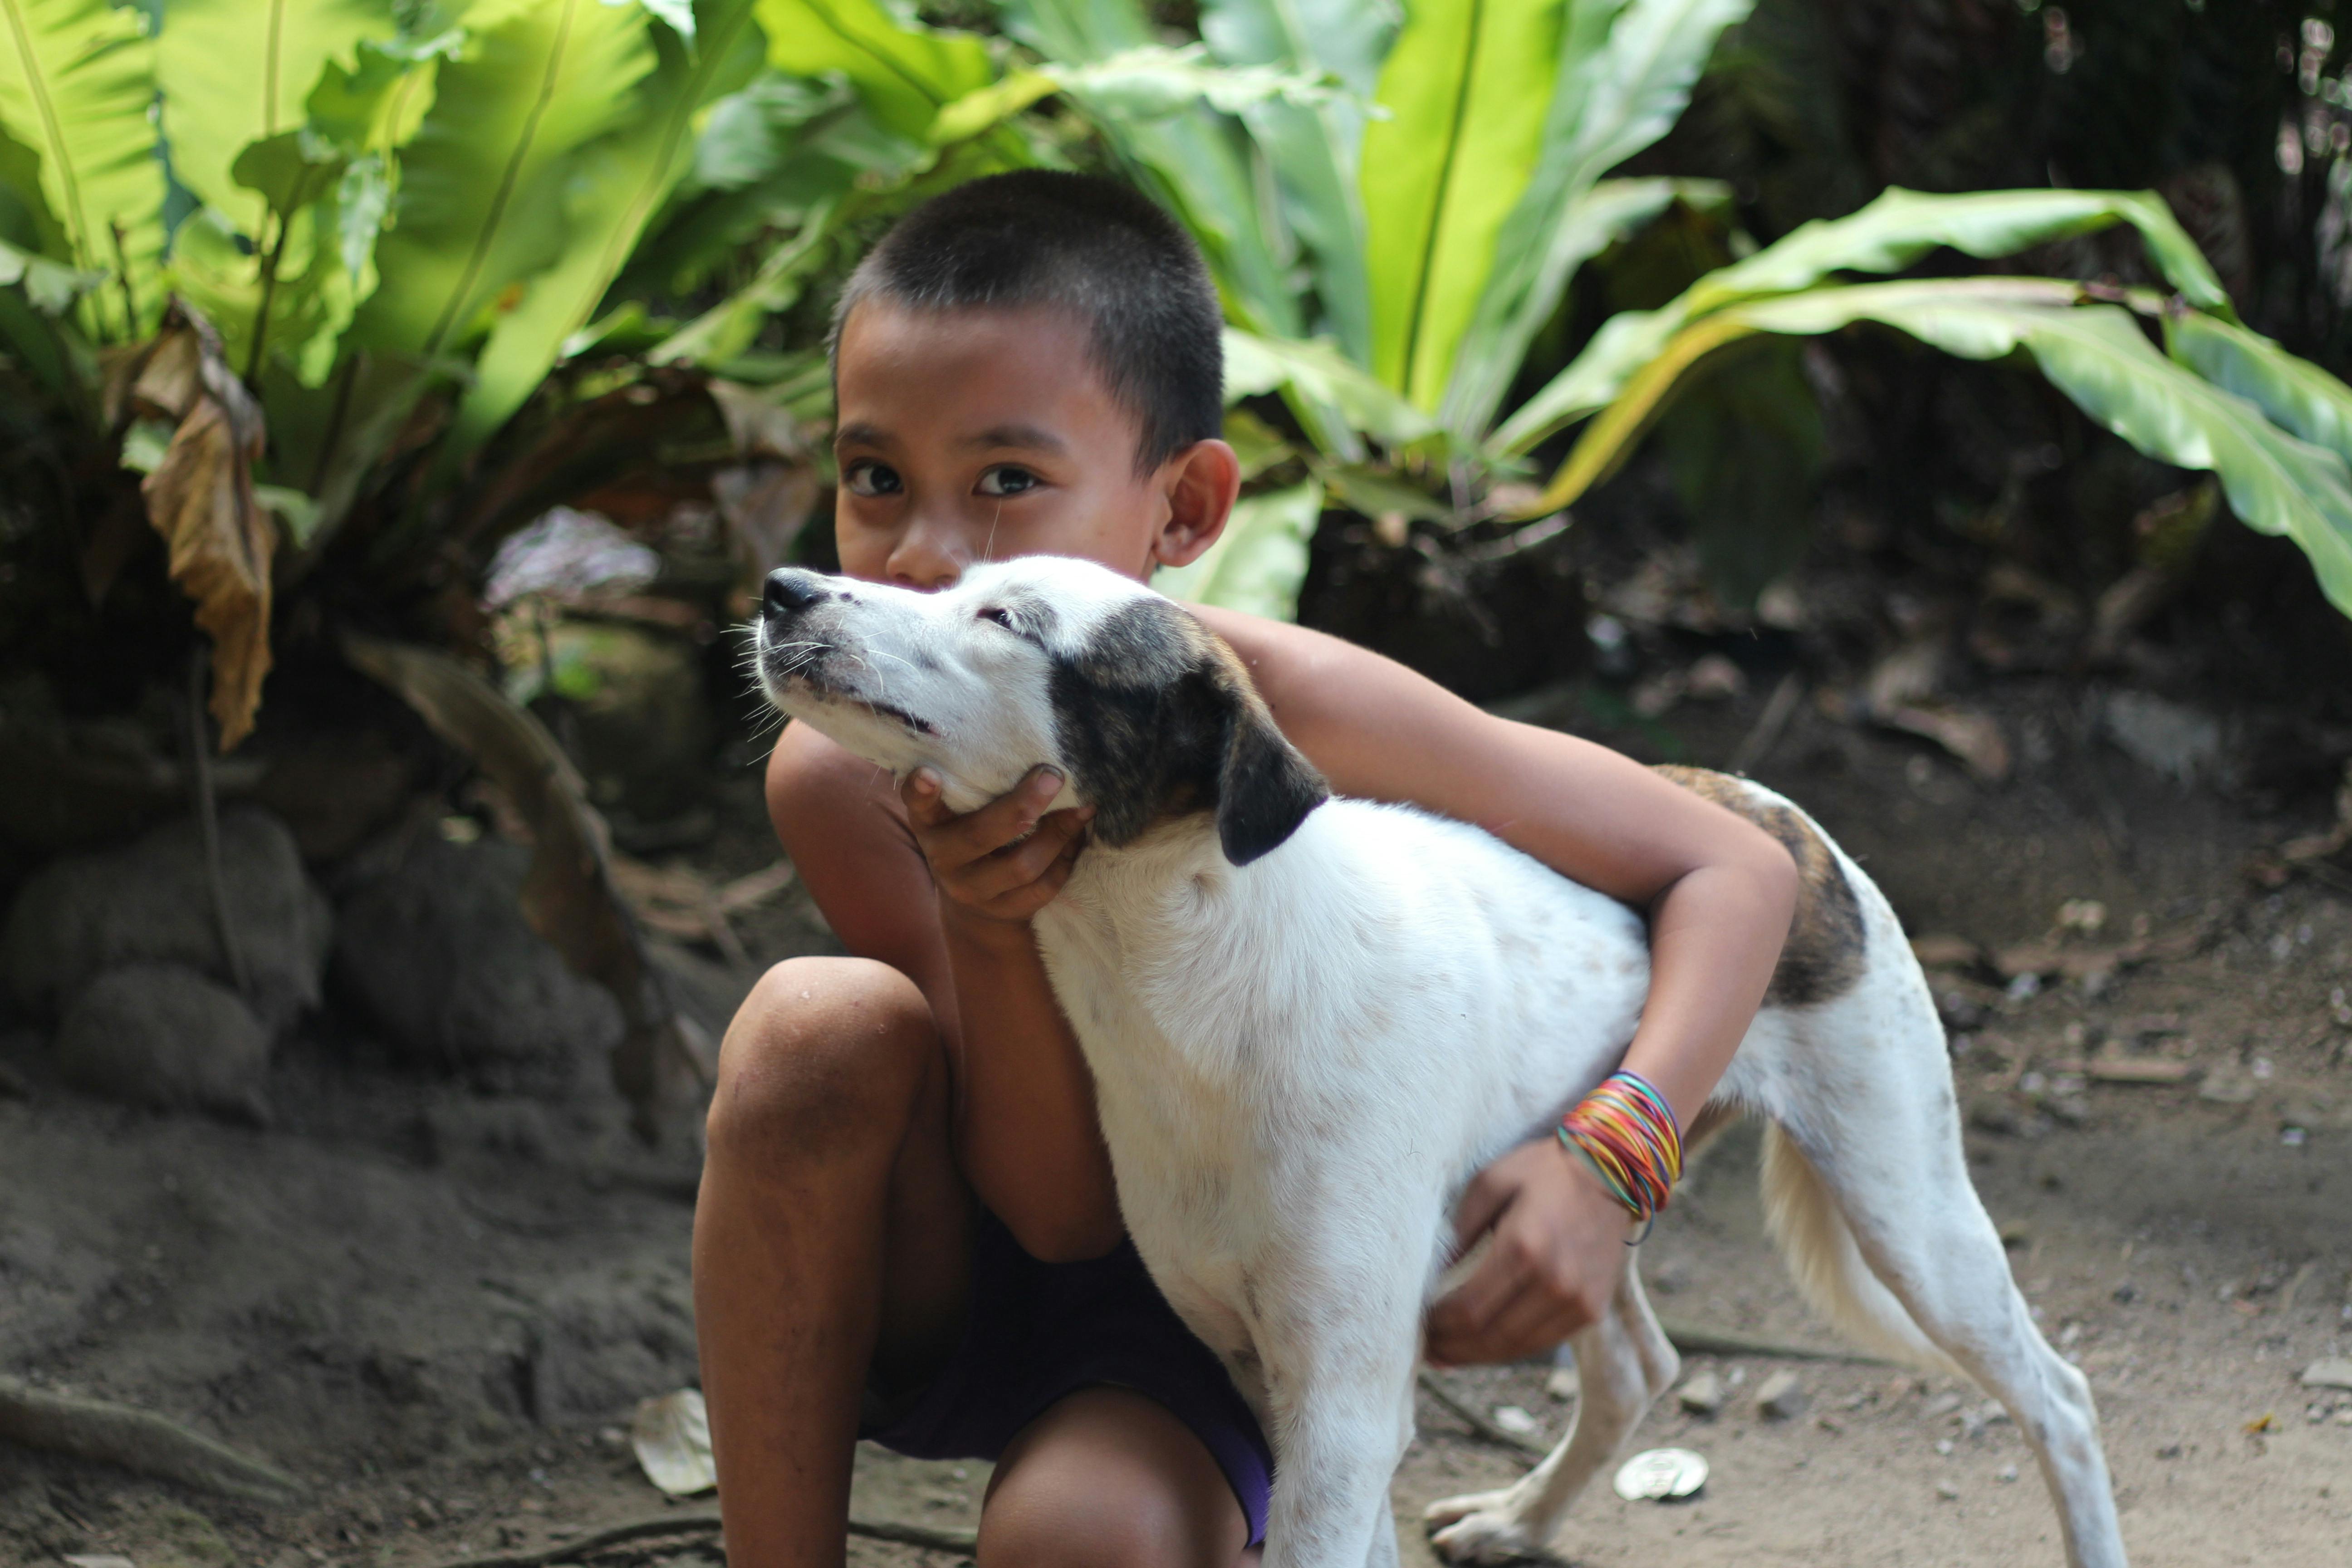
[1051,597,1326,859]
[1204,652,1328,867]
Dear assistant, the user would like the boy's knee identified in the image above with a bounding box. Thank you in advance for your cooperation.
[980,1391,1246,1568]
[980,1477,1210,1568]
[706,956,936,1167]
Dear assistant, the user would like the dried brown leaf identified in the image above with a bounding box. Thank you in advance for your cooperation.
[111,304,273,750]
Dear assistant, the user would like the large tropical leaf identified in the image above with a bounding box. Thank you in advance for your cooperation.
[0,0,165,340]
[2165,309,2352,473]
[1153,476,1322,620]
[1199,0,1398,367]
[622,78,915,300]
[1223,325,1440,452]
[931,45,1344,145]
[153,0,398,232]
[1440,0,1749,436]
[446,0,763,466]
[0,226,96,309]
[1495,185,2243,456]
[350,0,657,362]
[1363,0,1564,407]
[1004,0,1301,339]
[1531,277,2352,617]
[754,0,991,143]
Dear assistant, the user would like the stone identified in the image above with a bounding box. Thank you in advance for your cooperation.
[1676,1370,1726,1416]
[2299,1357,2352,1391]
[333,832,622,1098]
[54,964,270,1124]
[2101,691,2223,784]
[1756,1369,1807,1421]
[1,806,331,1037]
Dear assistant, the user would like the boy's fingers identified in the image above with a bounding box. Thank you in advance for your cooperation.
[956,808,1092,901]
[1449,1166,1514,1257]
[921,767,1066,863]
[1427,1269,1529,1362]
[1428,1245,1521,1344]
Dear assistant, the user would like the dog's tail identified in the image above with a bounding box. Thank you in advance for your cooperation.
[1759,1123,1965,1378]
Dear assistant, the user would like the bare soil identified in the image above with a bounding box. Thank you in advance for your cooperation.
[3,679,2348,1568]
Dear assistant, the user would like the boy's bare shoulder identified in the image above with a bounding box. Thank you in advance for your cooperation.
[1186,605,1392,720]
[1185,603,1474,752]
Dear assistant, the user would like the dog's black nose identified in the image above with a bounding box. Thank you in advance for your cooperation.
[763,569,823,619]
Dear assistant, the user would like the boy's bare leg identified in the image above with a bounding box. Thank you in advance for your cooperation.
[696,956,973,1568]
[697,956,1266,1568]
[981,1388,1262,1568]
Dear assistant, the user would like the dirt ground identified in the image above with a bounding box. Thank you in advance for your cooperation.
[2,676,2348,1568]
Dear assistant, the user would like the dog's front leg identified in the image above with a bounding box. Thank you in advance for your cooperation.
[1252,1265,1422,1568]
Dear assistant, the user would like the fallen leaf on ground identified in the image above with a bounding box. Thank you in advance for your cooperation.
[632,1388,716,1497]
[1910,933,1983,969]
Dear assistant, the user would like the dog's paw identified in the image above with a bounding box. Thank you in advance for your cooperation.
[1422,1493,1554,1565]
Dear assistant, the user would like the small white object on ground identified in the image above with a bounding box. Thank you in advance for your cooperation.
[1544,1366,1577,1401]
[1936,1479,1961,1501]
[1612,1447,1708,1501]
[1756,1368,1807,1420]
[63,1557,137,1568]
[1490,1404,1542,1439]
[631,1387,716,1497]
[1676,1370,1726,1416]
[2299,1358,2352,1391]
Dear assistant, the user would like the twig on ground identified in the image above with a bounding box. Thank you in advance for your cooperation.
[1416,1370,1547,1457]
[1727,672,1803,776]
[0,1375,301,1503]
[1655,1317,1891,1365]
[425,1509,978,1568]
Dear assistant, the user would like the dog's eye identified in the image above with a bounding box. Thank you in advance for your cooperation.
[979,607,1018,631]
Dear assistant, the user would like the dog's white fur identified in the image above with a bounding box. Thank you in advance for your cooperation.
[755,556,2127,1568]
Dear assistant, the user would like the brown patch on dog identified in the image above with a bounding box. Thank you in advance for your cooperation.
[1652,765,1865,1006]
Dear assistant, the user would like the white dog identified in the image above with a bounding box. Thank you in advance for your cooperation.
[754,555,2127,1568]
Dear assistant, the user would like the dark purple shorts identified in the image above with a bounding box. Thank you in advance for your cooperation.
[860,1208,1274,1546]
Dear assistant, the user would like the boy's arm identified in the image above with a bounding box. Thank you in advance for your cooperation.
[765,723,1124,1261]
[1197,608,1801,1360]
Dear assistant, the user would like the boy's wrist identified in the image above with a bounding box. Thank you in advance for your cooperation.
[939,893,1038,950]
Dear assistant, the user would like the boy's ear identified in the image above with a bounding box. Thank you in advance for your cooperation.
[1148,438,1241,571]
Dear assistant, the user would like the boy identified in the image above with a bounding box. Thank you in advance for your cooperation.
[695,172,1798,1568]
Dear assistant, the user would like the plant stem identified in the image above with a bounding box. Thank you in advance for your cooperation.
[108,220,137,343]
[246,210,293,387]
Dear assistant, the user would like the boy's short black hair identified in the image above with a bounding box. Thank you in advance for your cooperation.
[832,171,1224,474]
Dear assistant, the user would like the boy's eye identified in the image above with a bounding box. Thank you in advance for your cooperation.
[843,460,902,498]
[975,465,1040,498]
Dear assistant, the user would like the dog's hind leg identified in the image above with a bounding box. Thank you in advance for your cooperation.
[1422,1259,1679,1565]
[1761,1020,2128,1568]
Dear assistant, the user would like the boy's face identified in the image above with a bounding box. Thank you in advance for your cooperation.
[830,300,1236,590]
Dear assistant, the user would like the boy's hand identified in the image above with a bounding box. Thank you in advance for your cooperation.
[903,766,1093,930]
[1424,1138,1632,1366]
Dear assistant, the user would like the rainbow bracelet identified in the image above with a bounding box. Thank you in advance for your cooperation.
[1558,1070,1684,1242]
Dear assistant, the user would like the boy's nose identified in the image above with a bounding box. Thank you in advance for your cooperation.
[763,568,826,619]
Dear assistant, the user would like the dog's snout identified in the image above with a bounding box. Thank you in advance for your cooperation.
[763,569,825,620]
